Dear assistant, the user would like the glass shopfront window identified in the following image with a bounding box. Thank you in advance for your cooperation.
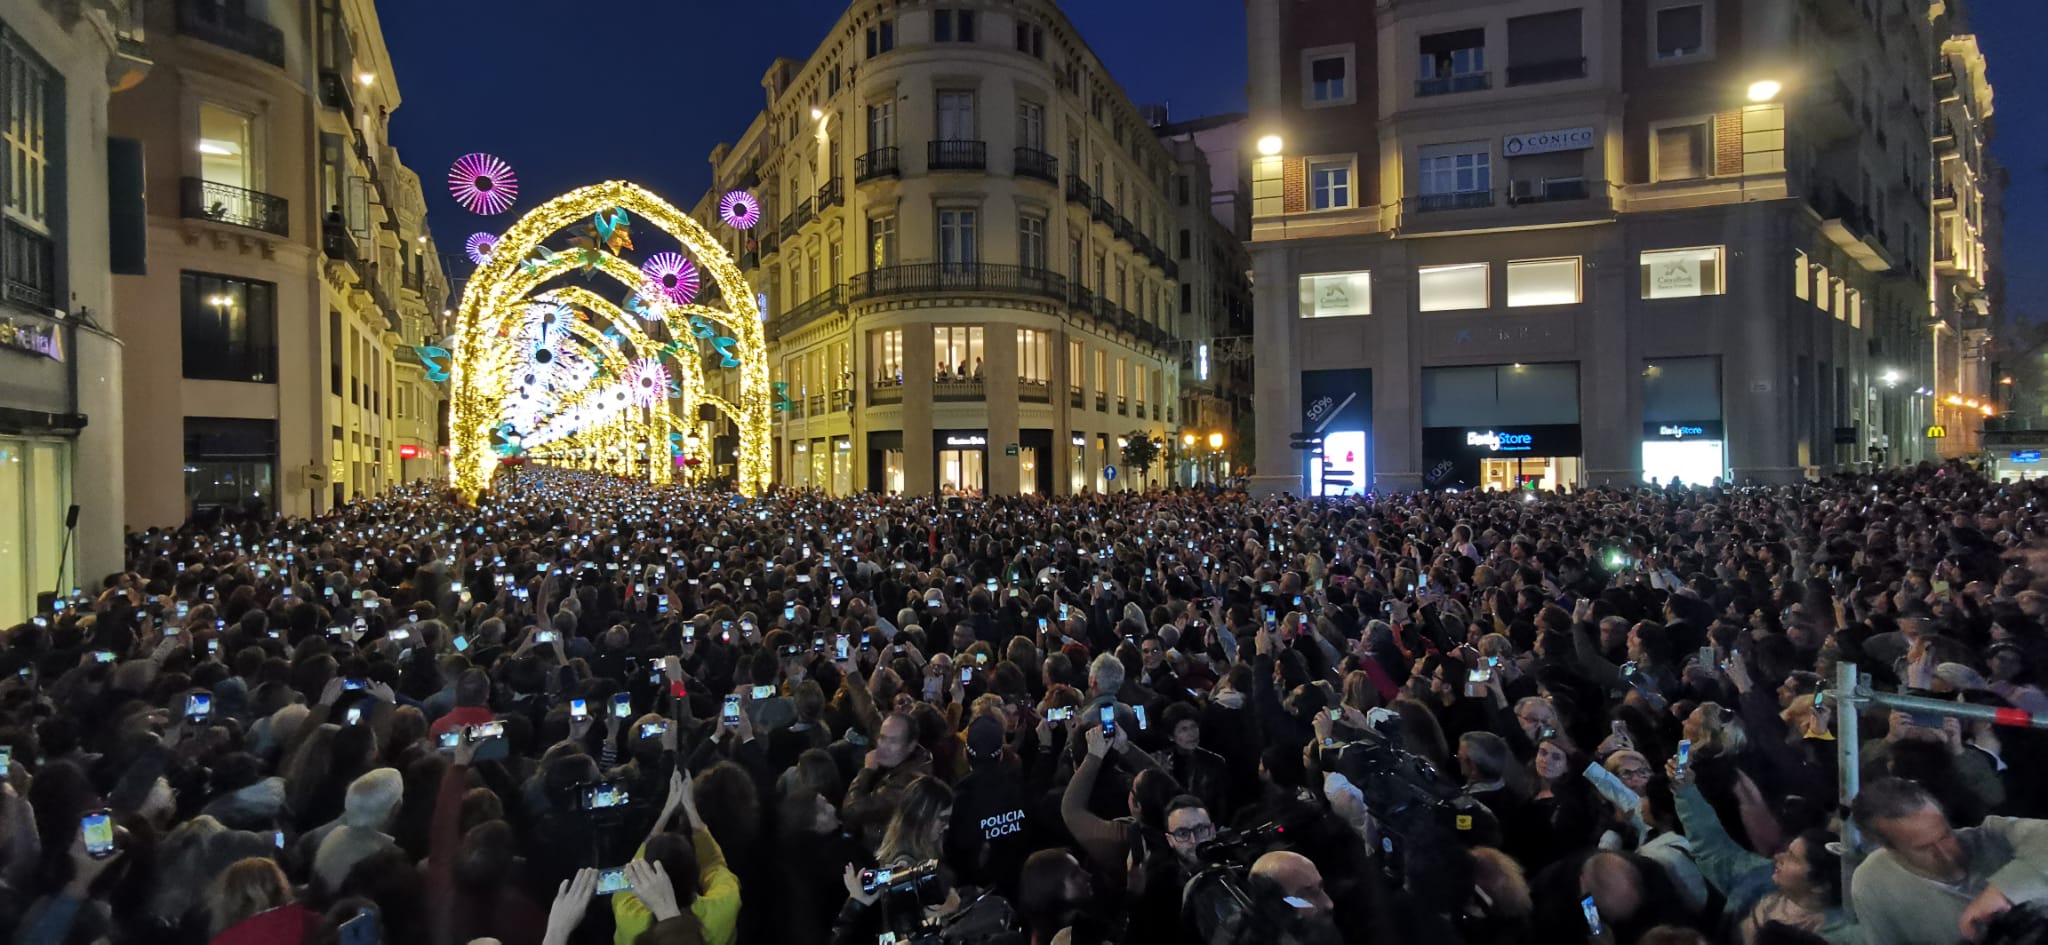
[0,436,71,626]
[832,438,853,495]
[1070,434,1087,494]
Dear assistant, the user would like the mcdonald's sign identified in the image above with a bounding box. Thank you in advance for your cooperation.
[1926,425,1948,439]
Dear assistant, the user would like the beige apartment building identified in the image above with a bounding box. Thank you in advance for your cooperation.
[114,0,449,526]
[691,0,1207,496]
[1246,0,1964,495]
[1929,14,1996,463]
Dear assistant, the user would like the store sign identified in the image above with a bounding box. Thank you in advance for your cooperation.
[945,434,987,447]
[1652,259,1699,294]
[0,316,63,362]
[1926,425,1948,439]
[1466,430,1535,452]
[1644,421,1724,440]
[398,444,420,459]
[1299,271,1372,318]
[1503,127,1595,157]
[2013,450,2041,464]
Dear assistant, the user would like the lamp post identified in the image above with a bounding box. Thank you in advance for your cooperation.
[1207,431,1225,486]
[1182,432,1197,486]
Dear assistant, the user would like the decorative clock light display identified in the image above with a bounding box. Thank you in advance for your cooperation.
[640,252,700,305]
[718,190,761,229]
[448,153,520,215]
[464,232,499,264]
[444,181,770,502]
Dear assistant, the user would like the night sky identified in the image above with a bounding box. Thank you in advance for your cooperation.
[381,0,2042,319]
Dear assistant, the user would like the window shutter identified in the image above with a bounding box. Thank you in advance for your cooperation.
[1655,126,1704,179]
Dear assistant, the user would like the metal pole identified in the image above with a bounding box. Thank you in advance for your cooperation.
[1835,660,1863,920]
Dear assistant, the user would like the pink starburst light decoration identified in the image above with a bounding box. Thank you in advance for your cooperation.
[641,252,700,305]
[464,232,499,264]
[627,358,672,407]
[718,190,761,229]
[448,153,519,215]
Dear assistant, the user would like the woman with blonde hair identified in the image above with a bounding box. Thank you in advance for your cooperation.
[876,775,955,868]
[206,857,313,945]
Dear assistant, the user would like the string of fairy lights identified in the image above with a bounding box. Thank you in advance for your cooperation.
[441,160,771,502]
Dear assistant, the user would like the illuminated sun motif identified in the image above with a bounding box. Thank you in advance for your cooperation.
[464,232,499,264]
[627,358,672,407]
[718,190,761,229]
[641,252,700,304]
[448,153,519,215]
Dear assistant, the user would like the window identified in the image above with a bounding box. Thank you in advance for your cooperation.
[1178,229,1191,259]
[829,239,843,285]
[867,101,896,149]
[1418,263,1489,312]
[1252,155,1283,216]
[1639,246,1724,299]
[937,91,975,140]
[934,326,985,378]
[1016,22,1044,58]
[183,418,276,517]
[1303,44,1355,107]
[1651,122,1708,181]
[1181,283,1193,314]
[1176,175,1191,206]
[1116,357,1128,400]
[1793,251,1810,301]
[1419,143,1491,195]
[1506,10,1584,84]
[934,9,975,42]
[1419,29,1487,94]
[1068,340,1083,393]
[866,20,895,57]
[937,208,977,266]
[1114,261,1126,307]
[1507,257,1582,307]
[1019,329,1050,383]
[1847,288,1862,329]
[1654,4,1706,60]
[1298,270,1372,317]
[1018,214,1046,270]
[198,102,259,213]
[2,36,51,228]
[329,311,343,395]
[1094,350,1106,402]
[1017,101,1045,151]
[870,328,904,384]
[1309,160,1352,210]
[867,213,896,269]
[182,271,278,382]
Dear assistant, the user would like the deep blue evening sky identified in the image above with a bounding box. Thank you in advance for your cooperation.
[378,0,1248,276]
[381,0,2041,317]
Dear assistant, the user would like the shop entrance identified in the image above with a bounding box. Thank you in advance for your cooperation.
[1480,455,1580,491]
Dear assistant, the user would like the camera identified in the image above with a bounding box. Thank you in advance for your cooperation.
[580,781,630,811]
[861,859,944,898]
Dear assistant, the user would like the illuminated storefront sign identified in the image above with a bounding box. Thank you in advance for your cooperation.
[1465,430,1535,452]
[0,317,63,362]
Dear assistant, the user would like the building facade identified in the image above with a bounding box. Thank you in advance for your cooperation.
[0,0,145,623]
[1929,5,1997,460]
[114,0,448,527]
[1246,0,1953,496]
[692,0,1195,496]
[1155,113,1254,485]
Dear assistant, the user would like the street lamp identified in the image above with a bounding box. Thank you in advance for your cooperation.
[1207,432,1224,450]
[1256,135,1283,156]
[1747,79,1782,102]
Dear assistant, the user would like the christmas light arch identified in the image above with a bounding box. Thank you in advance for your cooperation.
[447,181,769,502]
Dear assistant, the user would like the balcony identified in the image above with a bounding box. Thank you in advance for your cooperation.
[1417,72,1490,97]
[322,221,363,275]
[318,70,355,117]
[1020,380,1051,403]
[817,178,844,210]
[1506,58,1586,86]
[786,398,806,419]
[1507,178,1589,206]
[1117,396,1128,416]
[869,380,904,406]
[176,0,284,68]
[1096,392,1108,412]
[850,263,1068,305]
[759,229,781,257]
[1091,195,1115,224]
[2,221,55,310]
[1932,182,1958,206]
[739,249,759,270]
[808,394,825,415]
[928,140,987,171]
[1066,176,1093,207]
[1934,119,1958,154]
[1014,147,1059,183]
[776,284,846,337]
[1409,190,1495,213]
[778,199,814,240]
[935,378,986,401]
[182,178,289,236]
[855,147,900,183]
[1070,387,1085,408]
[831,389,853,411]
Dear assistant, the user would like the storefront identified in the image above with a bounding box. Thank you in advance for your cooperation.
[866,431,904,493]
[1994,449,2048,482]
[933,430,987,494]
[1069,433,1087,494]
[1019,429,1053,496]
[1301,368,1373,495]
[831,438,853,495]
[1641,421,1727,487]
[1421,424,1583,491]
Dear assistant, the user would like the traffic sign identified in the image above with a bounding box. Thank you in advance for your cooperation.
[1104,465,1118,481]
[1289,432,1324,453]
[1005,443,1020,457]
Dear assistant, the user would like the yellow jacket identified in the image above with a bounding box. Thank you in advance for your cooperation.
[611,828,741,945]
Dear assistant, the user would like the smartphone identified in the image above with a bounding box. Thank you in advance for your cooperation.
[92,650,115,664]
[1812,691,1826,709]
[1698,646,1716,668]
[468,721,504,741]
[1046,706,1075,722]
[986,578,998,592]
[185,692,213,721]
[1099,704,1116,736]
[81,810,116,858]
[783,602,797,622]
[273,830,285,850]
[596,867,632,896]
[612,692,632,719]
[860,867,895,894]
[345,706,363,726]
[752,684,775,700]
[1133,704,1148,730]
[437,730,461,751]
[1327,708,1344,722]
[835,635,850,660]
[1465,667,1491,697]
[960,667,973,685]
[1580,895,1603,936]
[0,745,11,777]
[1674,739,1692,778]
[535,630,556,643]
[338,910,378,945]
[342,677,366,691]
[570,699,588,721]
[453,635,470,652]
[639,721,668,739]
[721,694,742,727]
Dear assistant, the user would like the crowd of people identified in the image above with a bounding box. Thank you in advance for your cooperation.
[5,462,2048,945]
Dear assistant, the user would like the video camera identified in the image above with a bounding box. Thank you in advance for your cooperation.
[858,860,1022,945]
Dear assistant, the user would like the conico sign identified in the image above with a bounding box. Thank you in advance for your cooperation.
[1502,127,1595,157]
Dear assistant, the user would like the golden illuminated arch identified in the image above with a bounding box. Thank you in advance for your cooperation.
[447,181,768,501]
